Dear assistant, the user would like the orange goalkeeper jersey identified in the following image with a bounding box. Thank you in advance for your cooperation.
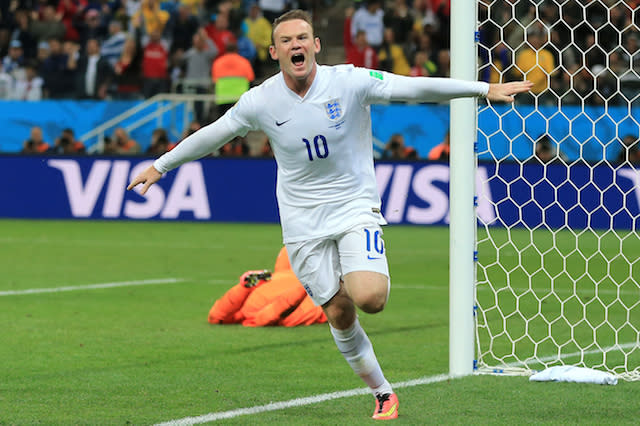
[208,248,327,327]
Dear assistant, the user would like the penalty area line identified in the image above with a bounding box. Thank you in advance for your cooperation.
[0,278,186,296]
[154,374,450,425]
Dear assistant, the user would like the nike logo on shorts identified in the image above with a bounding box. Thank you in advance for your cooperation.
[276,119,291,126]
[367,255,381,260]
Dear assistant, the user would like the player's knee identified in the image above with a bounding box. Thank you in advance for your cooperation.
[355,292,387,314]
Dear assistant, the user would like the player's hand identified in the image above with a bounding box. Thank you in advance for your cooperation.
[127,164,162,195]
[487,80,534,103]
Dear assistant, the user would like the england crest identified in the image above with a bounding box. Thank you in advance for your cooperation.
[325,99,342,121]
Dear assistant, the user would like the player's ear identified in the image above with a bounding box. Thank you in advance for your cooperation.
[314,37,321,54]
[269,45,278,60]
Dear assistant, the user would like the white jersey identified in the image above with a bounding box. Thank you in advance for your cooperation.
[154,64,488,243]
[227,65,390,243]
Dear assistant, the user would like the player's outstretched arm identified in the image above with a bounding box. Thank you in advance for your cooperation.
[486,80,534,103]
[127,165,162,195]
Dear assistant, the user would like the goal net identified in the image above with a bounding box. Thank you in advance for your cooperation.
[474,0,640,380]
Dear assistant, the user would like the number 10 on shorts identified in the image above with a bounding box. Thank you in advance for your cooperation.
[364,228,384,256]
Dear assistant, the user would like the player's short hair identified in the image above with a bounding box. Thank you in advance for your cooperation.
[271,9,314,45]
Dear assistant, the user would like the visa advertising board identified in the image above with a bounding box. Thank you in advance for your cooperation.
[1,156,639,229]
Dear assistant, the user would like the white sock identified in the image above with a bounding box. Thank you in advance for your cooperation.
[329,318,392,395]
[372,379,393,397]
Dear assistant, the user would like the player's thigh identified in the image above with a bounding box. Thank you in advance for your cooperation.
[337,225,390,309]
[285,238,341,306]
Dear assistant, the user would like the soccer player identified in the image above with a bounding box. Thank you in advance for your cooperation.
[127,9,532,420]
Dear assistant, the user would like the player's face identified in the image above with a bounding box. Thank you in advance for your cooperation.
[270,19,321,83]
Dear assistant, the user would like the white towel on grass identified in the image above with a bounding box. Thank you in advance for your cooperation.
[529,366,617,385]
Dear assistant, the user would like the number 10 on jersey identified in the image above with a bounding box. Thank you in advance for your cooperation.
[302,135,329,161]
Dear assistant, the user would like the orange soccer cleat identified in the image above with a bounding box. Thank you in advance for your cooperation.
[372,392,399,420]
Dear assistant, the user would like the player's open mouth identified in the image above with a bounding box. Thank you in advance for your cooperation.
[291,53,305,67]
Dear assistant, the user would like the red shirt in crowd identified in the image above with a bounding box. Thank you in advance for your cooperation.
[142,42,168,79]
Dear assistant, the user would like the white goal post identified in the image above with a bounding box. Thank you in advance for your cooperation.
[450,0,640,380]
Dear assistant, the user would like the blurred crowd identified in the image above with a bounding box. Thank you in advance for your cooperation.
[3,0,640,160]
[0,0,302,104]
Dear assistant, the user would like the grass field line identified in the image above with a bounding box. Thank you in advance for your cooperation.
[154,344,639,425]
[0,278,185,296]
[154,374,451,425]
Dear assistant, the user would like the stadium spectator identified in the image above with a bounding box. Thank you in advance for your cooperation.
[351,0,385,50]
[218,135,250,156]
[428,131,449,161]
[383,0,414,45]
[260,138,273,157]
[480,40,510,83]
[113,36,143,99]
[104,127,141,154]
[75,38,113,99]
[615,135,640,165]
[211,40,254,116]
[177,120,202,147]
[22,126,50,154]
[514,27,554,97]
[56,0,87,42]
[166,3,200,53]
[258,0,287,23]
[409,50,433,77]
[41,38,78,98]
[0,62,13,99]
[141,29,169,97]
[76,8,108,49]
[378,27,410,76]
[35,40,50,73]
[382,133,412,159]
[147,128,171,155]
[235,23,256,65]
[2,39,25,78]
[529,136,566,165]
[50,127,86,154]
[434,48,450,77]
[131,0,170,42]
[411,0,440,37]
[183,28,218,121]
[346,29,378,70]
[407,32,438,76]
[0,28,8,60]
[10,60,43,100]
[101,20,128,67]
[208,247,327,327]
[244,4,271,75]
[127,10,531,421]
[10,9,38,59]
[205,12,236,56]
[29,5,66,43]
[343,6,355,55]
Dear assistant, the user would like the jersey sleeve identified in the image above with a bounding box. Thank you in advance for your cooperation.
[388,74,489,103]
[153,90,258,174]
[347,66,394,106]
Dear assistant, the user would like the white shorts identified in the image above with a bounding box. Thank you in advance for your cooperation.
[285,225,390,306]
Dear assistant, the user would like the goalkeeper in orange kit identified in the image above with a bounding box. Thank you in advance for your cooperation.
[208,247,327,327]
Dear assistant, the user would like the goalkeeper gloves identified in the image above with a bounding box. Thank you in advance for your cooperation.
[240,270,272,288]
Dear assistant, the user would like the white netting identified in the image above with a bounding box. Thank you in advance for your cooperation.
[475,0,640,380]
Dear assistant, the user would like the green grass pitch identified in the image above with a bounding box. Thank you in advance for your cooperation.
[0,219,638,424]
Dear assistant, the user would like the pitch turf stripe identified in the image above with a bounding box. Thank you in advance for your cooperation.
[0,278,186,296]
[155,374,450,425]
